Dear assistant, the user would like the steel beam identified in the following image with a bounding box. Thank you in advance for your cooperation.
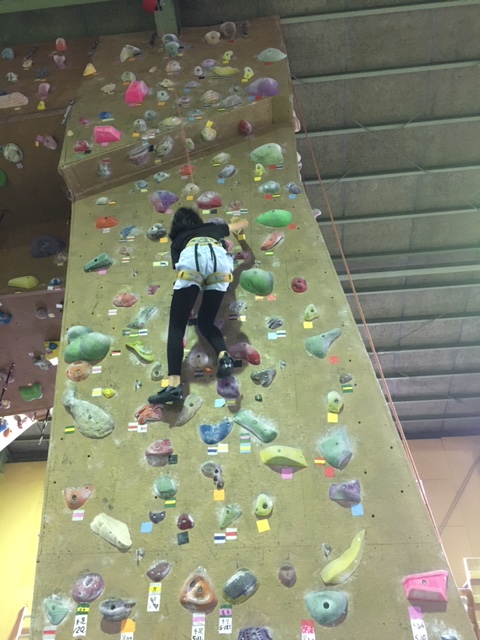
[380,369,480,379]
[400,413,480,422]
[344,280,480,294]
[317,207,477,225]
[362,311,480,325]
[337,263,480,282]
[304,163,480,185]
[391,393,480,403]
[281,0,480,24]
[331,245,479,261]
[296,115,480,139]
[292,60,480,84]
[369,342,480,354]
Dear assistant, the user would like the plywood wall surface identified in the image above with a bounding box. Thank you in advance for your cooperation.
[58,20,290,196]
[31,17,475,640]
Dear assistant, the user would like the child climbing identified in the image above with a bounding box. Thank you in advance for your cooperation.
[148,206,248,405]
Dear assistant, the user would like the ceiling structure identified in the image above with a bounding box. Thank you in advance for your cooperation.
[5,0,480,463]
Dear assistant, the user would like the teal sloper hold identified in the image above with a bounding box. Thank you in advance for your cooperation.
[233,409,278,443]
[304,590,348,626]
[256,209,293,228]
[305,328,342,359]
[43,594,71,625]
[320,426,353,470]
[240,269,274,296]
[257,47,287,63]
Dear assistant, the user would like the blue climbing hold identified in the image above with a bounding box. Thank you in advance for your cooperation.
[0,310,12,325]
[120,226,136,239]
[0,418,8,432]
[199,420,233,445]
[99,111,113,120]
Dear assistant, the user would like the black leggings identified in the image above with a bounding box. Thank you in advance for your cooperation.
[167,285,227,376]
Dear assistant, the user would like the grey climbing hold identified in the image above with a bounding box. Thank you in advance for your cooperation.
[250,369,276,387]
[304,591,348,626]
[175,394,203,426]
[305,328,342,359]
[223,569,259,604]
[63,386,114,439]
[320,427,352,470]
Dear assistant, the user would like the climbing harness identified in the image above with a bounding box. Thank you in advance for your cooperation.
[177,237,233,286]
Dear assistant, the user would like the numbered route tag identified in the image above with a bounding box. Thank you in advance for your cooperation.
[72,604,89,637]
[147,583,162,612]
[409,607,428,640]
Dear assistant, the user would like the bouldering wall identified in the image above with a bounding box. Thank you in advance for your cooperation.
[31,16,475,640]
[0,38,93,422]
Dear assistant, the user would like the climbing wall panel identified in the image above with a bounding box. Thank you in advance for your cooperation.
[32,16,475,640]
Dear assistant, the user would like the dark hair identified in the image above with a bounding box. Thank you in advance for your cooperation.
[169,207,203,241]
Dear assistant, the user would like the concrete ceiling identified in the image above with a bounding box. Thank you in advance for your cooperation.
[158,0,480,440]
[179,0,480,440]
[5,0,480,462]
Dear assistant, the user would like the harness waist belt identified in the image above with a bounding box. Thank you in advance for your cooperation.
[186,237,222,248]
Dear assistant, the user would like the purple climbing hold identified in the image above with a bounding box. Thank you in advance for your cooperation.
[329,480,361,508]
[238,628,272,640]
[150,190,179,213]
[71,573,105,603]
[216,376,240,399]
[246,77,280,97]
[31,235,66,258]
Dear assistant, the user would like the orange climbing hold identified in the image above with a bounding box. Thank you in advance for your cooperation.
[95,216,119,229]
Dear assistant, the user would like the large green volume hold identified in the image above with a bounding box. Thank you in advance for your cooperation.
[256,209,293,227]
[240,268,274,296]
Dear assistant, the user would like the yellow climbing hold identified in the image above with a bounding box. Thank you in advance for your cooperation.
[213,66,239,77]
[260,445,308,468]
[320,529,366,585]
[102,388,116,398]
[7,275,39,289]
[83,63,97,76]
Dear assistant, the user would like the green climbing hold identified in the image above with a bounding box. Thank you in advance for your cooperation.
[0,170,7,187]
[64,331,111,363]
[83,252,113,272]
[240,268,274,296]
[220,504,242,529]
[305,328,342,359]
[304,304,319,322]
[256,209,293,228]
[153,475,178,499]
[327,390,344,413]
[67,325,92,342]
[320,426,352,470]
[254,493,273,517]
[304,590,348,626]
[233,409,278,443]
[19,382,43,402]
[250,143,284,166]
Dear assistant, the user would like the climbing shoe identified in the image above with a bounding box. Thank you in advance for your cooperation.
[148,384,183,405]
[217,354,234,379]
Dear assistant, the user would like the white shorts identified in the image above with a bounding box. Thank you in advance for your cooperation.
[173,244,234,292]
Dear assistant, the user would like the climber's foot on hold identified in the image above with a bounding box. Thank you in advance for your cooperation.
[148,384,183,405]
[217,352,235,379]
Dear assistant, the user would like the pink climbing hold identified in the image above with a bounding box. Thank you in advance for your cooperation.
[125,80,150,104]
[291,277,307,293]
[230,342,261,365]
[93,126,122,144]
[238,120,252,136]
[402,570,448,603]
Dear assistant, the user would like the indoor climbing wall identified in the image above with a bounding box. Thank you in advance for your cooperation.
[32,17,475,640]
